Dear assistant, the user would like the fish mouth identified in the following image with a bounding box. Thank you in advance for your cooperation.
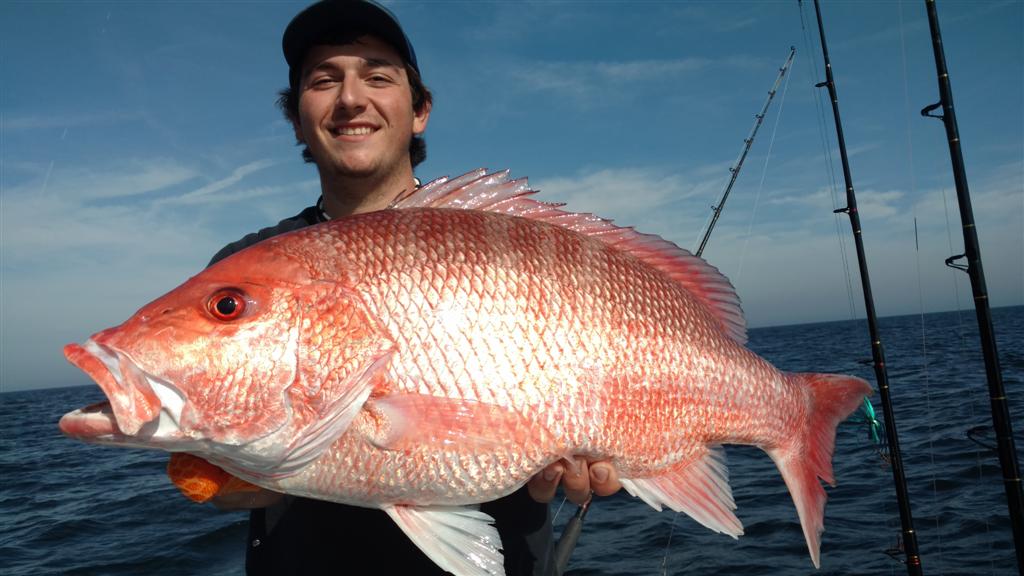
[59,400,121,438]
[60,339,186,444]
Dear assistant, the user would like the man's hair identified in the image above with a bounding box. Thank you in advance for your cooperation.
[278,57,432,168]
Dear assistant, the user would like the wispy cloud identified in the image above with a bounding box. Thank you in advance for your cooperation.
[1,157,284,262]
[665,4,759,34]
[854,189,905,220]
[166,180,319,209]
[3,110,145,131]
[504,54,775,108]
[70,158,199,200]
[535,166,701,223]
[160,158,279,206]
[531,164,746,255]
[508,58,710,100]
[769,187,838,211]
[1,154,303,390]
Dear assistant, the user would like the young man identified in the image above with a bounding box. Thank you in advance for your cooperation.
[210,2,620,574]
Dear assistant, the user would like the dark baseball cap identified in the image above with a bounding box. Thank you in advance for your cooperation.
[283,0,420,89]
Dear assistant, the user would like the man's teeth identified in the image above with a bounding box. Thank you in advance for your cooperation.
[335,126,373,136]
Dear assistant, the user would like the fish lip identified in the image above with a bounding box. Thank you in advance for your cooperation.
[61,339,185,440]
[58,400,121,439]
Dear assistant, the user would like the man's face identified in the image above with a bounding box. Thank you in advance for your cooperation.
[294,36,429,180]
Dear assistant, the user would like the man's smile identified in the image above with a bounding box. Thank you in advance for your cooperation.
[330,124,377,138]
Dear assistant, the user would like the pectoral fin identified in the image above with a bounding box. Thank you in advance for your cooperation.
[384,504,505,576]
[364,393,549,454]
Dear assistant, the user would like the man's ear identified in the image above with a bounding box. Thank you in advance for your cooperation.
[289,112,305,144]
[413,99,431,136]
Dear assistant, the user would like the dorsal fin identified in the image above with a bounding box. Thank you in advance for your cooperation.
[393,169,747,344]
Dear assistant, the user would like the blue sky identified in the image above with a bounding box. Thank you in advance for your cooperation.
[2,1,1021,391]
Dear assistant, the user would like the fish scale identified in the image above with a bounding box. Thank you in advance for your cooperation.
[59,170,871,575]
[276,207,762,491]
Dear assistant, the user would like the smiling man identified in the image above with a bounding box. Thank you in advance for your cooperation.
[208,1,620,574]
[292,39,428,213]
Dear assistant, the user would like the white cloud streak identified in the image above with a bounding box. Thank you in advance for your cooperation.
[508,58,709,100]
[3,110,145,131]
[160,158,278,206]
[1,155,302,390]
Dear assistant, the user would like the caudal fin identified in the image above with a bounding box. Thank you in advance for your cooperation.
[766,373,872,568]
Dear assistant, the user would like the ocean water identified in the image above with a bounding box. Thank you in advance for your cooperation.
[2,306,1021,575]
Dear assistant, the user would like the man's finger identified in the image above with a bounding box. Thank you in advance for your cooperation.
[527,462,563,503]
[589,461,621,497]
[561,456,591,505]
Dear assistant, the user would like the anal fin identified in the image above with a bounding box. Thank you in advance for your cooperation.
[620,446,743,538]
[384,504,505,576]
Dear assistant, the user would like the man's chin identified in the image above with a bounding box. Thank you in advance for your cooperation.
[320,157,381,180]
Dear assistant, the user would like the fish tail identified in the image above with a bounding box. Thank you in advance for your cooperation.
[767,373,872,568]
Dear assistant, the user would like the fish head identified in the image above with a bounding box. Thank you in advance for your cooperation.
[59,240,392,476]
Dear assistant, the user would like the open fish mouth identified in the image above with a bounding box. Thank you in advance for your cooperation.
[60,339,187,445]
[59,400,122,438]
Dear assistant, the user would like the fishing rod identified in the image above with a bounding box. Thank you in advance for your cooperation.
[919,1,1024,571]
[553,498,590,575]
[806,0,924,572]
[696,47,796,258]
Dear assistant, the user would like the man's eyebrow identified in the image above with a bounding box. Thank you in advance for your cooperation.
[362,57,401,69]
[304,56,401,78]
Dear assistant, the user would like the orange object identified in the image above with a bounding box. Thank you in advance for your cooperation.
[167,452,259,502]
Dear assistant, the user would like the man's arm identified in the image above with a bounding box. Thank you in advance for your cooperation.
[213,488,286,510]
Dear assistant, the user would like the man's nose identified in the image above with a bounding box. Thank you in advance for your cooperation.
[337,79,368,111]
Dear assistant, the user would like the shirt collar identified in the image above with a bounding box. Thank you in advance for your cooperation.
[316,178,422,222]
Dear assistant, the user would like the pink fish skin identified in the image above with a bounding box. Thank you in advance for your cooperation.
[59,170,871,575]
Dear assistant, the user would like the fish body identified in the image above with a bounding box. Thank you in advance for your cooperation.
[60,170,870,575]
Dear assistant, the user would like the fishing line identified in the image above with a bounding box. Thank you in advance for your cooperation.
[942,186,996,574]
[940,190,966,343]
[693,200,719,256]
[922,1,1024,561]
[734,51,794,284]
[802,1,927,570]
[912,217,946,571]
[898,2,946,570]
[798,0,857,321]
[552,496,569,525]
[659,512,678,576]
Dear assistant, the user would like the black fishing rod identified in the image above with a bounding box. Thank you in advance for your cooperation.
[552,498,590,575]
[696,47,796,258]
[920,1,1024,571]
[806,0,924,572]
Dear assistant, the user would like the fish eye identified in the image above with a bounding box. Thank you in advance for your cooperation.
[207,289,246,321]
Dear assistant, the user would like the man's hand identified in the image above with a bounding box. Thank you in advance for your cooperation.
[527,457,621,505]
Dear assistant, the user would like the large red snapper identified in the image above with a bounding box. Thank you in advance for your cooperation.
[59,169,871,575]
